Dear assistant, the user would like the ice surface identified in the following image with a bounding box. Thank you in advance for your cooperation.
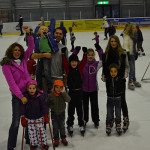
[0,29,150,150]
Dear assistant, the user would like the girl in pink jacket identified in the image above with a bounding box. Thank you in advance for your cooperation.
[0,26,34,150]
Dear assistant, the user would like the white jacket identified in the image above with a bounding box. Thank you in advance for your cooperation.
[123,34,134,55]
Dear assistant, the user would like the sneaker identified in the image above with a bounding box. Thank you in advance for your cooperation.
[133,81,141,87]
[61,139,68,146]
[128,81,135,90]
[53,140,60,147]
[43,145,49,150]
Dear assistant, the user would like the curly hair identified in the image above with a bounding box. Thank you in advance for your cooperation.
[105,35,124,62]
[0,43,24,66]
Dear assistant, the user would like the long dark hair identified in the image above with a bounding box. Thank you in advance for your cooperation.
[0,43,25,66]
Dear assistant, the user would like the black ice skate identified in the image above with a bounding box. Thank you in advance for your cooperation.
[94,122,99,128]
[106,124,111,136]
[67,126,73,137]
[116,123,122,135]
[123,117,129,132]
[79,126,85,136]
[110,118,115,128]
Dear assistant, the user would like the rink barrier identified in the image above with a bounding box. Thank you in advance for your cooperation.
[1,17,150,36]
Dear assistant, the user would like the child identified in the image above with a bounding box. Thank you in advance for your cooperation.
[92,32,100,46]
[72,44,103,128]
[69,27,76,52]
[107,22,116,37]
[61,46,87,136]
[103,61,126,135]
[82,44,103,128]
[34,25,59,93]
[46,80,71,147]
[136,25,145,56]
[27,57,37,80]
[20,80,49,150]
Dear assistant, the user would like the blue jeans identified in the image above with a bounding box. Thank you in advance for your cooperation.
[106,97,121,124]
[36,57,53,91]
[128,55,136,81]
[51,112,66,140]
[8,95,21,149]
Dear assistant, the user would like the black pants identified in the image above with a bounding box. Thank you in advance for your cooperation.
[106,97,121,124]
[67,90,84,127]
[19,25,23,34]
[83,91,100,123]
[137,41,144,52]
[104,28,108,38]
[121,79,129,118]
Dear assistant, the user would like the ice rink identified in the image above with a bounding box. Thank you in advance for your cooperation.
[0,29,150,150]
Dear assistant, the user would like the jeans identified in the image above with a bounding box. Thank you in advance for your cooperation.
[51,112,66,140]
[36,57,53,91]
[128,55,136,81]
[106,97,121,125]
[8,95,21,149]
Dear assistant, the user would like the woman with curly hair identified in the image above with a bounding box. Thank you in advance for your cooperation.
[0,26,34,150]
[102,35,130,132]
[123,23,141,90]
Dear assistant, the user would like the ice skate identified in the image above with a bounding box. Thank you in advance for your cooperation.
[67,126,73,137]
[128,81,135,90]
[133,81,141,87]
[106,124,111,136]
[110,118,115,128]
[142,52,145,56]
[123,117,129,132]
[116,123,122,135]
[79,126,85,136]
[61,139,68,146]
[53,140,60,147]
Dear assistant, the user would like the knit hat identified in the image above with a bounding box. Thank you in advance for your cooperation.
[27,80,37,88]
[69,54,79,63]
[53,80,64,87]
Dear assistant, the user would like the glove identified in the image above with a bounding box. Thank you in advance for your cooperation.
[61,47,67,53]
[82,47,87,53]
[75,46,81,52]
[21,116,27,127]
[95,43,102,50]
[44,114,50,124]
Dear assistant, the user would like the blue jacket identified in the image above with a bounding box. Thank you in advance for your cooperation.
[34,18,59,53]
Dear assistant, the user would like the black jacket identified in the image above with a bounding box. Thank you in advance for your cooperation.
[107,26,116,37]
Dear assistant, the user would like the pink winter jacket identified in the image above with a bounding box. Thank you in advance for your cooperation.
[2,36,35,99]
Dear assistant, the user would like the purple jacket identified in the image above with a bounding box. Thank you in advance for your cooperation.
[73,48,103,92]
[2,36,35,99]
[92,35,99,44]
[20,91,49,119]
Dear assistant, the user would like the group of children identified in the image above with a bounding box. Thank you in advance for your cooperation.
[3,20,145,149]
